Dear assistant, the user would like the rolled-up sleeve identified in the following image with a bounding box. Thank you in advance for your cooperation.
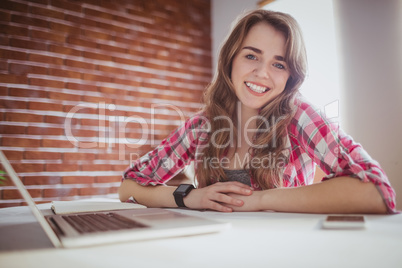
[290,99,396,213]
[123,114,209,186]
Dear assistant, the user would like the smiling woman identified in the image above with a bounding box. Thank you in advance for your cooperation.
[231,22,290,110]
[119,9,396,215]
[198,10,306,190]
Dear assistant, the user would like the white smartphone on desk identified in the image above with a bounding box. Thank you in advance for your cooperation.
[322,215,365,229]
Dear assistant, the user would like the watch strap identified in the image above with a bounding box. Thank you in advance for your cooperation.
[174,194,186,208]
[173,184,194,208]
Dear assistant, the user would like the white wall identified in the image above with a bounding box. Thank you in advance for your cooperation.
[333,0,402,210]
[211,0,260,72]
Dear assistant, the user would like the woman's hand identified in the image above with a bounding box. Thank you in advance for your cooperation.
[183,181,253,212]
[227,191,265,212]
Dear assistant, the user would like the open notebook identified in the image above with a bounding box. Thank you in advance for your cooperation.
[0,151,230,248]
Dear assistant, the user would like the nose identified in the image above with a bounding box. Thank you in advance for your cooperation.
[253,63,270,79]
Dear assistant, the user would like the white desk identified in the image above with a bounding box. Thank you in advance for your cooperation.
[0,203,401,268]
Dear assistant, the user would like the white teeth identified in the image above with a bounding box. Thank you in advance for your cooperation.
[245,82,269,93]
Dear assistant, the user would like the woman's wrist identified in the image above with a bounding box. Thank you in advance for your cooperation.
[253,190,269,211]
[255,189,281,211]
[182,188,199,209]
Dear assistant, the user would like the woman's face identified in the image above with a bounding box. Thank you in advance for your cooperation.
[231,22,290,113]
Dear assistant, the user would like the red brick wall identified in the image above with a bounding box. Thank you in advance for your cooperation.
[0,0,211,207]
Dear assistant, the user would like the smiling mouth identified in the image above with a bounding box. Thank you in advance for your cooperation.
[245,82,270,94]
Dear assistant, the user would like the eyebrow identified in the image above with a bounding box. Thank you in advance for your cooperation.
[242,46,286,62]
[243,46,262,54]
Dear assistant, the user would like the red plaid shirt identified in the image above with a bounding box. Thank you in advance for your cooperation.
[124,97,396,213]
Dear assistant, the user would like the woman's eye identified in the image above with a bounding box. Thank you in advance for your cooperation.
[245,54,257,60]
[273,63,286,70]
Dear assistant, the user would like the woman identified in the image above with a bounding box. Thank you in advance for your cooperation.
[119,10,396,214]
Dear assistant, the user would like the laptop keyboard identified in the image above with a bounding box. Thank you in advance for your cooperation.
[62,212,148,234]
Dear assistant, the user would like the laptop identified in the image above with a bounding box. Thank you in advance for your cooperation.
[0,151,230,248]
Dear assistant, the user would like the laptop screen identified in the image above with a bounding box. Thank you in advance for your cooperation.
[0,150,62,247]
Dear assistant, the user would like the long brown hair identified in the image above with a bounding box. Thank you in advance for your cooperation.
[197,10,307,189]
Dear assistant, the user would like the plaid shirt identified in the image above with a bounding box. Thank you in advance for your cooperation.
[124,97,396,213]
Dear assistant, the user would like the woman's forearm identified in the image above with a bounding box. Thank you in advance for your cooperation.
[119,179,254,212]
[259,177,388,214]
[120,177,389,214]
[118,179,177,208]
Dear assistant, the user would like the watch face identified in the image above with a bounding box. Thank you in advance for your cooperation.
[175,184,194,196]
[177,184,190,192]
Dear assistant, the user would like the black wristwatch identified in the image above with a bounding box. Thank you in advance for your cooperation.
[173,184,195,208]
